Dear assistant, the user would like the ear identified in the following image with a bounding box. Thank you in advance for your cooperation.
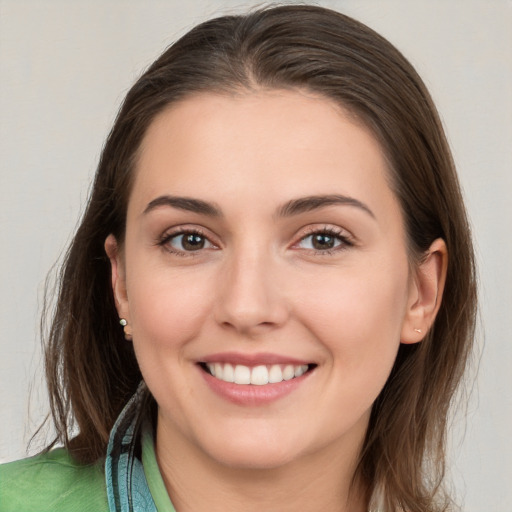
[104,234,130,322]
[400,238,448,344]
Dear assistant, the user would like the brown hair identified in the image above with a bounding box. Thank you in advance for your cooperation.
[40,5,476,511]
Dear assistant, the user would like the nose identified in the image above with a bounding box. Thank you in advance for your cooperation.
[214,247,289,336]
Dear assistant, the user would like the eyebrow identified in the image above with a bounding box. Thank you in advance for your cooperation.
[277,194,375,219]
[143,193,374,219]
[143,195,222,217]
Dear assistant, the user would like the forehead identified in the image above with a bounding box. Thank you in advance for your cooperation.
[130,90,399,222]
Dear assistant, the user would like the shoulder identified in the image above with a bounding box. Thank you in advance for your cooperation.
[0,448,109,512]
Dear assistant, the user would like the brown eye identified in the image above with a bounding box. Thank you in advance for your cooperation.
[311,233,336,250]
[296,229,350,253]
[168,232,212,252]
[182,233,205,251]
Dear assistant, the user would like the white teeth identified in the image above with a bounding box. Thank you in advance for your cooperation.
[223,363,235,383]
[268,364,284,383]
[250,365,269,385]
[214,363,223,380]
[234,365,251,384]
[282,365,295,381]
[294,365,306,377]
[205,363,309,385]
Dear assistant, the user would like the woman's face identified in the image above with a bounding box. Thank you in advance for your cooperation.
[107,90,429,470]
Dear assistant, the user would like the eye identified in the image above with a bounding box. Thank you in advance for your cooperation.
[295,228,352,253]
[160,229,215,254]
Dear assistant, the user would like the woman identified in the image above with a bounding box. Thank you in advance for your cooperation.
[0,5,476,512]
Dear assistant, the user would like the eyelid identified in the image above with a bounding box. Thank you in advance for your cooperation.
[157,225,220,256]
[300,224,353,237]
[291,224,355,253]
[155,223,355,257]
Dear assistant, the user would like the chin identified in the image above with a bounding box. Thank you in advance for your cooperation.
[209,447,299,471]
[199,430,305,471]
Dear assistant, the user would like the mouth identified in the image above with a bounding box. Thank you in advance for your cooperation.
[198,362,316,386]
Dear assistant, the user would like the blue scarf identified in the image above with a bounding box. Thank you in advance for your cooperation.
[105,384,158,512]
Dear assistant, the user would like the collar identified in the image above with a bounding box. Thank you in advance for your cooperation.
[105,382,175,512]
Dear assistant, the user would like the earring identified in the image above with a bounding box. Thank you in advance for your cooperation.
[119,318,132,341]
[414,328,422,333]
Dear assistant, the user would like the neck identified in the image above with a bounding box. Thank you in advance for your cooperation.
[155,413,368,512]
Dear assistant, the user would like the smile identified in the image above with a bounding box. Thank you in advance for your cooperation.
[203,362,310,385]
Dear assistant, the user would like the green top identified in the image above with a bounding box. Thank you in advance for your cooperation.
[0,427,176,512]
[0,448,108,511]
[141,426,176,512]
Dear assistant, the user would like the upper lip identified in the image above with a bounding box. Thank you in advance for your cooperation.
[199,352,313,367]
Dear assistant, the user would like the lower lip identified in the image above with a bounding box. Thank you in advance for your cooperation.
[199,366,312,406]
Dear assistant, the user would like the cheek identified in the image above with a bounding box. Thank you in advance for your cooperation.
[125,265,215,408]
[126,264,213,350]
[299,267,409,429]
[296,257,409,371]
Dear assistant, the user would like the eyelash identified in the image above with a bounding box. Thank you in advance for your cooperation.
[157,226,354,257]
[294,226,354,256]
[157,227,213,257]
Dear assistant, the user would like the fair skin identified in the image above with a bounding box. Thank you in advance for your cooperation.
[105,90,447,512]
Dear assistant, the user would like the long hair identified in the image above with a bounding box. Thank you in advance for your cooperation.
[41,6,477,511]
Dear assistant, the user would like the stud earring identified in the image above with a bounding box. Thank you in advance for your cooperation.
[119,318,132,341]
[414,328,422,333]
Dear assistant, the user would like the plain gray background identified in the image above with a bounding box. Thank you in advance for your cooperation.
[1,1,510,511]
